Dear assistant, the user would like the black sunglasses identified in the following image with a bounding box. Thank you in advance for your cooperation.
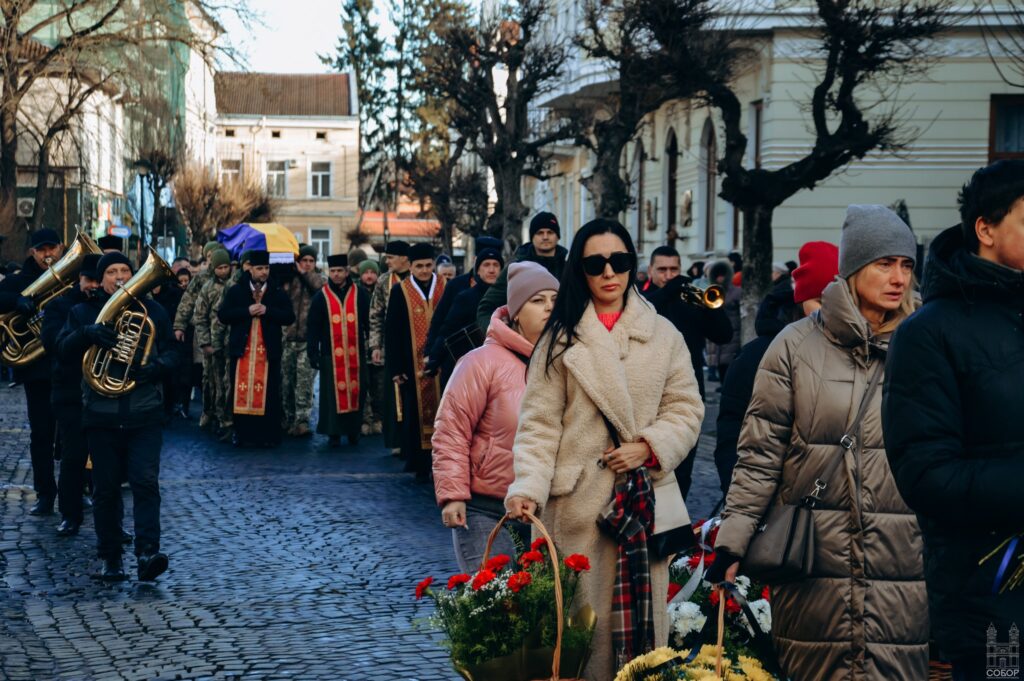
[581,252,635,277]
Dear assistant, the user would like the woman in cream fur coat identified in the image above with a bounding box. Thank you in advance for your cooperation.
[506,219,705,681]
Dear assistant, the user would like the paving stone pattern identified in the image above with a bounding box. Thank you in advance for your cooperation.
[0,380,723,681]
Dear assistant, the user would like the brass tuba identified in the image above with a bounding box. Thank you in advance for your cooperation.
[82,247,175,397]
[0,230,101,367]
[678,282,725,309]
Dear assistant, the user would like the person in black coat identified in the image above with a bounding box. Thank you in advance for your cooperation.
[40,253,102,536]
[0,229,65,515]
[883,160,1024,679]
[57,251,179,582]
[713,272,800,494]
[217,252,295,447]
[152,273,186,419]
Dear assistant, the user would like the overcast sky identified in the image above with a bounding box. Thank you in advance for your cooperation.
[220,0,345,73]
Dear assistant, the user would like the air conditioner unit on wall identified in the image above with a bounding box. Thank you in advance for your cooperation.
[16,198,35,217]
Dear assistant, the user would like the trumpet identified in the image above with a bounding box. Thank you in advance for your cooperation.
[679,282,725,309]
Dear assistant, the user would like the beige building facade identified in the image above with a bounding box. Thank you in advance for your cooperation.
[214,73,359,264]
[526,3,1024,263]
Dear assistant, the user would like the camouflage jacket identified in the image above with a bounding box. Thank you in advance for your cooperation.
[174,269,212,331]
[193,275,231,351]
[368,269,408,357]
[281,269,324,343]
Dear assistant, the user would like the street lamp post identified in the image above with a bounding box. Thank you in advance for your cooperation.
[133,159,151,266]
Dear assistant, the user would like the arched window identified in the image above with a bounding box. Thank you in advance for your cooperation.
[665,129,679,244]
[630,142,645,253]
[700,119,717,252]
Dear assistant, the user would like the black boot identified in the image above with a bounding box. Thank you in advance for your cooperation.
[29,498,54,516]
[97,556,127,581]
[137,552,169,581]
[56,519,80,536]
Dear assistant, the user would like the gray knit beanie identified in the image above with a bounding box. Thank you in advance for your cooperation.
[838,205,917,278]
[507,261,559,319]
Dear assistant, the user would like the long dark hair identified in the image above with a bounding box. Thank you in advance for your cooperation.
[542,218,637,373]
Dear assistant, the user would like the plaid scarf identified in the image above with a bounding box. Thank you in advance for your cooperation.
[598,467,656,665]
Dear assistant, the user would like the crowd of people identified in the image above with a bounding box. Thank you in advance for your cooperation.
[1,159,1021,680]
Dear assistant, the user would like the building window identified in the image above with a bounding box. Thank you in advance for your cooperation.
[666,129,679,245]
[310,228,332,263]
[225,128,235,138]
[700,119,717,252]
[991,95,1024,162]
[310,161,332,198]
[271,130,281,139]
[220,159,241,185]
[266,160,287,197]
[316,131,327,140]
[752,100,764,169]
[630,142,645,254]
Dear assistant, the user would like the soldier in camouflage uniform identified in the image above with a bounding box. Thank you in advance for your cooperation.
[368,241,410,450]
[192,249,234,440]
[280,245,324,437]
[174,240,225,429]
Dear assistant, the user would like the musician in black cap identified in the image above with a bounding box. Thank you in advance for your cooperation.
[368,239,411,450]
[0,228,65,515]
[57,251,179,581]
[218,250,295,447]
[306,254,370,446]
[40,252,102,536]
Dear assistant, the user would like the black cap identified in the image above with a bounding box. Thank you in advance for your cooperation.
[80,254,102,280]
[30,229,61,249]
[476,236,503,252]
[475,248,504,271]
[96,252,133,278]
[408,242,435,263]
[384,240,410,257]
[529,212,560,240]
[327,254,348,268]
[97,235,123,251]
[248,250,270,267]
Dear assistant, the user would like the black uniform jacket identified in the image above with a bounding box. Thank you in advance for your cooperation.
[0,257,51,382]
[217,274,295,361]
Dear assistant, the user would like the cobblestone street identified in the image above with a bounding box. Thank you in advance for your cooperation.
[0,382,723,680]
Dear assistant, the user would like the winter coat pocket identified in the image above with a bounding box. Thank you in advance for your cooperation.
[550,464,584,497]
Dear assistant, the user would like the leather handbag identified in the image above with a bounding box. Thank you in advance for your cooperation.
[600,415,696,558]
[740,361,884,583]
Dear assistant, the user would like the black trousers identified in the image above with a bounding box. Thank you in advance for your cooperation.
[87,427,162,559]
[230,359,283,447]
[24,379,56,500]
[674,445,699,500]
[55,402,89,524]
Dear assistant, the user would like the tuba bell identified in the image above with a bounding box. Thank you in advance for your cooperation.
[0,230,101,367]
[678,282,725,309]
[82,247,175,397]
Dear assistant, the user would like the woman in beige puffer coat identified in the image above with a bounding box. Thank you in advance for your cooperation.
[712,205,929,681]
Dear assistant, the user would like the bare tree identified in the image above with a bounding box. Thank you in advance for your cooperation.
[173,162,276,251]
[422,0,578,252]
[979,0,1024,88]
[641,0,953,338]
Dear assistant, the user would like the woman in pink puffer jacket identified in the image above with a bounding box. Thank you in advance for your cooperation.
[432,262,559,572]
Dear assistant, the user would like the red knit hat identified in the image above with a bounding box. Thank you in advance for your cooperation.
[792,241,839,303]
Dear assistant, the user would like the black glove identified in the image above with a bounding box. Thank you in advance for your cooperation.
[308,354,320,371]
[661,275,689,295]
[83,324,118,349]
[14,296,35,316]
[134,359,164,384]
[704,549,741,585]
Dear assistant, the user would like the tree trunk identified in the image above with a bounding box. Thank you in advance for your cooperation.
[495,166,527,256]
[30,137,56,231]
[0,105,22,260]
[739,204,775,343]
[585,127,631,219]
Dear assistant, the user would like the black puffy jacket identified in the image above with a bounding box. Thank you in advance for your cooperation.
[0,257,51,382]
[883,225,1024,665]
[40,287,89,406]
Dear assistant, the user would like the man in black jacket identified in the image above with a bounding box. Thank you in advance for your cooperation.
[40,253,101,536]
[884,160,1024,679]
[217,251,295,448]
[57,252,179,581]
[0,228,65,515]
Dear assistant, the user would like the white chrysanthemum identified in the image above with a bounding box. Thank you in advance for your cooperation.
[668,600,707,645]
[738,597,773,635]
[734,575,751,597]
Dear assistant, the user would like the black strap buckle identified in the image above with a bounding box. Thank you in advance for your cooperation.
[840,434,856,450]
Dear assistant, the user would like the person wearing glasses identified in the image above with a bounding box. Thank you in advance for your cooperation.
[505,219,704,680]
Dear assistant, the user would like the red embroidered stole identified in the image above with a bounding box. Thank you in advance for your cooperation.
[399,275,445,449]
[324,283,360,414]
[233,288,269,416]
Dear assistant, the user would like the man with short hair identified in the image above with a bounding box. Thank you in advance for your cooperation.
[385,243,446,478]
[0,229,65,515]
[359,259,379,293]
[192,249,234,440]
[476,212,567,330]
[280,245,324,437]
[57,251,178,581]
[369,240,411,450]
[218,251,295,448]
[884,160,1024,679]
[307,254,370,447]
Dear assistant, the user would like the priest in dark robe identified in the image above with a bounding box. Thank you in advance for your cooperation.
[385,242,446,479]
[306,254,370,447]
[218,250,295,447]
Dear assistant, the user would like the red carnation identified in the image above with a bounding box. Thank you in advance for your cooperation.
[447,574,471,590]
[519,550,544,568]
[485,554,511,572]
[686,554,701,570]
[762,585,771,602]
[726,597,742,614]
[667,582,682,603]
[415,576,434,600]
[471,569,497,591]
[564,554,591,573]
[531,537,548,552]
[709,589,720,607]
[507,571,533,593]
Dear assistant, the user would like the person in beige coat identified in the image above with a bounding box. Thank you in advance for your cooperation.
[709,205,929,681]
[506,219,704,681]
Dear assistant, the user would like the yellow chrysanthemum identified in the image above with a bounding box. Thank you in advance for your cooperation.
[612,647,682,681]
